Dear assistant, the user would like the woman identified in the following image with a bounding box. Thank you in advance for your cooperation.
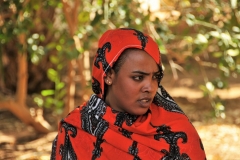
[51,28,206,160]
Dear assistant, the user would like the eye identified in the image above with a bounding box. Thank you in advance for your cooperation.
[153,74,162,82]
[132,75,143,81]
[152,74,159,80]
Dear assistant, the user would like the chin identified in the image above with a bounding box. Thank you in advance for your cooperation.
[129,108,149,116]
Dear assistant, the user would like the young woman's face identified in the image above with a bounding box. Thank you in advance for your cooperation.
[105,49,160,115]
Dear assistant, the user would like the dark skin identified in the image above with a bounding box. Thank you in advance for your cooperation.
[104,49,161,115]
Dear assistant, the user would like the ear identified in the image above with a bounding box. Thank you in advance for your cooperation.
[104,69,115,85]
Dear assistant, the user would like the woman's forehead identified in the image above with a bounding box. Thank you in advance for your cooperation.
[120,49,159,72]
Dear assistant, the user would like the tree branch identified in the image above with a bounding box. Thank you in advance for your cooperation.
[0,100,51,133]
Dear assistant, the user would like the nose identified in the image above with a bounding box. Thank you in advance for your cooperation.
[141,79,157,93]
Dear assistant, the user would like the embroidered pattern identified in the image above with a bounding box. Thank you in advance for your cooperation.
[121,28,148,49]
[81,95,109,159]
[114,112,138,127]
[153,124,190,160]
[92,137,105,160]
[125,114,139,126]
[129,141,141,160]
[94,42,111,72]
[81,95,109,138]
[153,85,185,114]
[59,121,77,160]
[114,112,125,127]
[92,76,102,95]
[119,128,133,138]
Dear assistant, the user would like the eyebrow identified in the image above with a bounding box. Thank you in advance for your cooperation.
[132,70,160,75]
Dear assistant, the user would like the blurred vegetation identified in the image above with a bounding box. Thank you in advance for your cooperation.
[0,0,239,120]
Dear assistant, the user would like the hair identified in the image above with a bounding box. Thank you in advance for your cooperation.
[112,48,137,74]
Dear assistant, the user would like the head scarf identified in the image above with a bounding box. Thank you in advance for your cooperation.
[51,28,206,160]
[91,28,162,99]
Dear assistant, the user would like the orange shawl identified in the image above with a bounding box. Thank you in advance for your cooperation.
[51,28,206,160]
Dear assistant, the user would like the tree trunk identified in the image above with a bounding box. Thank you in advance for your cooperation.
[0,46,4,90]
[61,0,80,117]
[0,8,51,133]
[17,34,27,106]
[63,60,76,117]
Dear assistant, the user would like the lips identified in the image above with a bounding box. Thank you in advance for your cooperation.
[138,97,152,108]
[141,99,150,103]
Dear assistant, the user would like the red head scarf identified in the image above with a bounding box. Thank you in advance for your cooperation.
[91,28,162,99]
[51,28,206,160]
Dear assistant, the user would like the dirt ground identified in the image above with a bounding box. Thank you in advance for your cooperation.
[0,65,240,160]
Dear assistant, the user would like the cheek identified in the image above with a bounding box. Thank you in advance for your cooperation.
[117,80,138,96]
[154,82,159,91]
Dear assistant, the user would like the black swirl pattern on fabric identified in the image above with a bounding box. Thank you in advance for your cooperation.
[92,76,102,95]
[81,95,109,159]
[92,137,105,160]
[129,141,141,160]
[59,121,77,160]
[81,94,109,138]
[119,128,133,139]
[114,112,125,127]
[153,124,190,160]
[153,85,185,115]
[94,42,111,72]
[114,112,138,127]
[121,28,148,49]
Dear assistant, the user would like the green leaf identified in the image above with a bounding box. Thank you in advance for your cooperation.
[196,34,208,44]
[45,97,54,108]
[234,34,240,39]
[180,0,191,7]
[58,89,66,99]
[34,96,43,107]
[78,11,90,23]
[236,64,240,73]
[41,89,55,96]
[50,55,59,64]
[209,31,220,38]
[56,82,65,90]
[47,42,58,50]
[47,68,58,82]
[186,14,196,26]
[213,52,222,58]
[230,0,237,8]
[232,26,240,32]
[221,32,231,47]
[212,78,227,89]
[226,49,239,57]
[206,82,215,92]
[215,102,225,111]
[56,101,64,108]
[199,85,209,97]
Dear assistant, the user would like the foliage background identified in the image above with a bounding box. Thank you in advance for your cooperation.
[0,0,240,159]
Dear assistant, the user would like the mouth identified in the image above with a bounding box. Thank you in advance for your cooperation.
[138,98,152,107]
[140,99,150,103]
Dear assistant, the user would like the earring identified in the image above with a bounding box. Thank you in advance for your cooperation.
[106,80,111,84]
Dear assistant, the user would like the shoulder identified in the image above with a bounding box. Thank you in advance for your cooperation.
[63,104,86,128]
